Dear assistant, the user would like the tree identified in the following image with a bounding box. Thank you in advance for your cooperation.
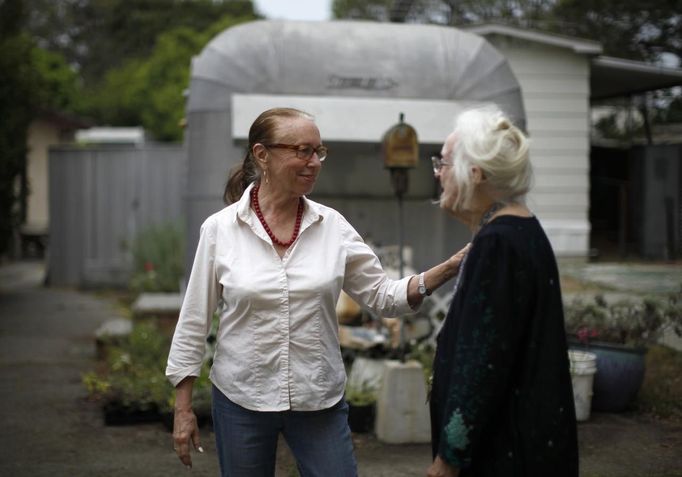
[23,0,258,141]
[0,0,33,256]
[90,14,255,141]
[550,0,681,62]
[0,0,82,257]
[332,0,555,27]
[27,0,258,87]
[332,0,681,61]
[31,47,82,113]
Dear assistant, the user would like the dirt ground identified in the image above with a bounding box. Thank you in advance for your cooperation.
[1,261,681,477]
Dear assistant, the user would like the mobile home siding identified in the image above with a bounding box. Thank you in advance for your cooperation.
[484,34,591,255]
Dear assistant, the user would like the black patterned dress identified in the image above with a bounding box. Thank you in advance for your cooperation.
[430,215,579,476]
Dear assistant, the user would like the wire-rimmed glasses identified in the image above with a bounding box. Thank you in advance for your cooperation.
[431,154,452,174]
[265,143,328,162]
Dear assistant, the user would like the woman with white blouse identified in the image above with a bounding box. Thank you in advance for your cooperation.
[166,107,467,476]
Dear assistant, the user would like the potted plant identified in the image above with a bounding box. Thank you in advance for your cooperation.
[564,286,682,412]
[345,384,377,433]
[83,322,174,425]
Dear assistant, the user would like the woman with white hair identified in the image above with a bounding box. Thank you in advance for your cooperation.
[427,106,578,477]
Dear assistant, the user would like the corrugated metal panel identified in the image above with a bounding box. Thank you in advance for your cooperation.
[524,96,589,114]
[515,76,590,96]
[533,174,589,189]
[527,116,590,134]
[502,56,589,75]
[48,146,186,287]
[49,149,87,286]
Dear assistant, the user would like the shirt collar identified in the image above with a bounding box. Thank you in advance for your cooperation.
[236,182,325,226]
[235,182,256,224]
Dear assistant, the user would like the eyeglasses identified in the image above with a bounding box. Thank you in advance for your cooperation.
[431,154,453,174]
[265,143,328,162]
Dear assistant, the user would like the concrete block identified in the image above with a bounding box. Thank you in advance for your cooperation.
[375,360,431,444]
[94,318,132,360]
[131,292,183,335]
[95,318,133,339]
[131,292,183,316]
[348,357,386,394]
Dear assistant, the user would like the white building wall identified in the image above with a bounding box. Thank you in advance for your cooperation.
[483,34,591,256]
[25,119,60,233]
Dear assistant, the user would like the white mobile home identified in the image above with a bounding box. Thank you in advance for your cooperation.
[468,24,682,260]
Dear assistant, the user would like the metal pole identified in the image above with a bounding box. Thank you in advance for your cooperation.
[619,183,627,258]
[397,193,406,362]
[398,193,404,278]
[390,168,408,362]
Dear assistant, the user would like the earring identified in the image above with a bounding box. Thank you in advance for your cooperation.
[264,169,269,184]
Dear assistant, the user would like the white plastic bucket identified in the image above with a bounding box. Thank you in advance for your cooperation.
[568,350,598,422]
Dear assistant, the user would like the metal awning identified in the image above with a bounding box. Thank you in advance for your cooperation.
[591,56,682,100]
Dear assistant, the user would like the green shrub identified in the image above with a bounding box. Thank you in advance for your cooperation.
[345,384,377,406]
[406,342,436,386]
[564,286,682,348]
[128,221,185,294]
[85,322,173,410]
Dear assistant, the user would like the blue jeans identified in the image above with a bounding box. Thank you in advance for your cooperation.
[211,385,358,477]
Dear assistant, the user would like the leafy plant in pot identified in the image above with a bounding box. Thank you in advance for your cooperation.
[83,322,174,425]
[564,287,682,412]
[345,384,377,433]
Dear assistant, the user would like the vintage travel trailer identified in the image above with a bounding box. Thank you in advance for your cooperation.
[184,20,531,272]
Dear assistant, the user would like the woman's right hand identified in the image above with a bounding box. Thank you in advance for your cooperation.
[173,407,203,468]
[408,243,473,307]
[448,243,471,273]
[172,377,202,468]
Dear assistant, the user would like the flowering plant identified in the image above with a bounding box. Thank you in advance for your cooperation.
[576,326,600,344]
[128,222,185,294]
[564,287,682,349]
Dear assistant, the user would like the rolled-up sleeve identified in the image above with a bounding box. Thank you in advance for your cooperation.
[166,216,220,386]
[341,220,414,317]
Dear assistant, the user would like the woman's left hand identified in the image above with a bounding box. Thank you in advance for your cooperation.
[426,455,460,477]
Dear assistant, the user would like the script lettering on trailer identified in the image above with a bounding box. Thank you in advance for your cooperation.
[327,75,398,91]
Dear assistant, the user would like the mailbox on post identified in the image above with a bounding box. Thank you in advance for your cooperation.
[381,113,419,362]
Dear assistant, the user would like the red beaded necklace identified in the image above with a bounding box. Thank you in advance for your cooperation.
[250,183,304,247]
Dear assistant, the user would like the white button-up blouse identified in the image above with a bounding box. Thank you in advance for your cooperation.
[166,183,413,412]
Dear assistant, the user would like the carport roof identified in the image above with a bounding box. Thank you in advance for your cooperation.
[468,23,682,101]
[591,56,682,100]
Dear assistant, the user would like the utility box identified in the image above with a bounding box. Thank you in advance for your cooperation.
[375,360,431,444]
